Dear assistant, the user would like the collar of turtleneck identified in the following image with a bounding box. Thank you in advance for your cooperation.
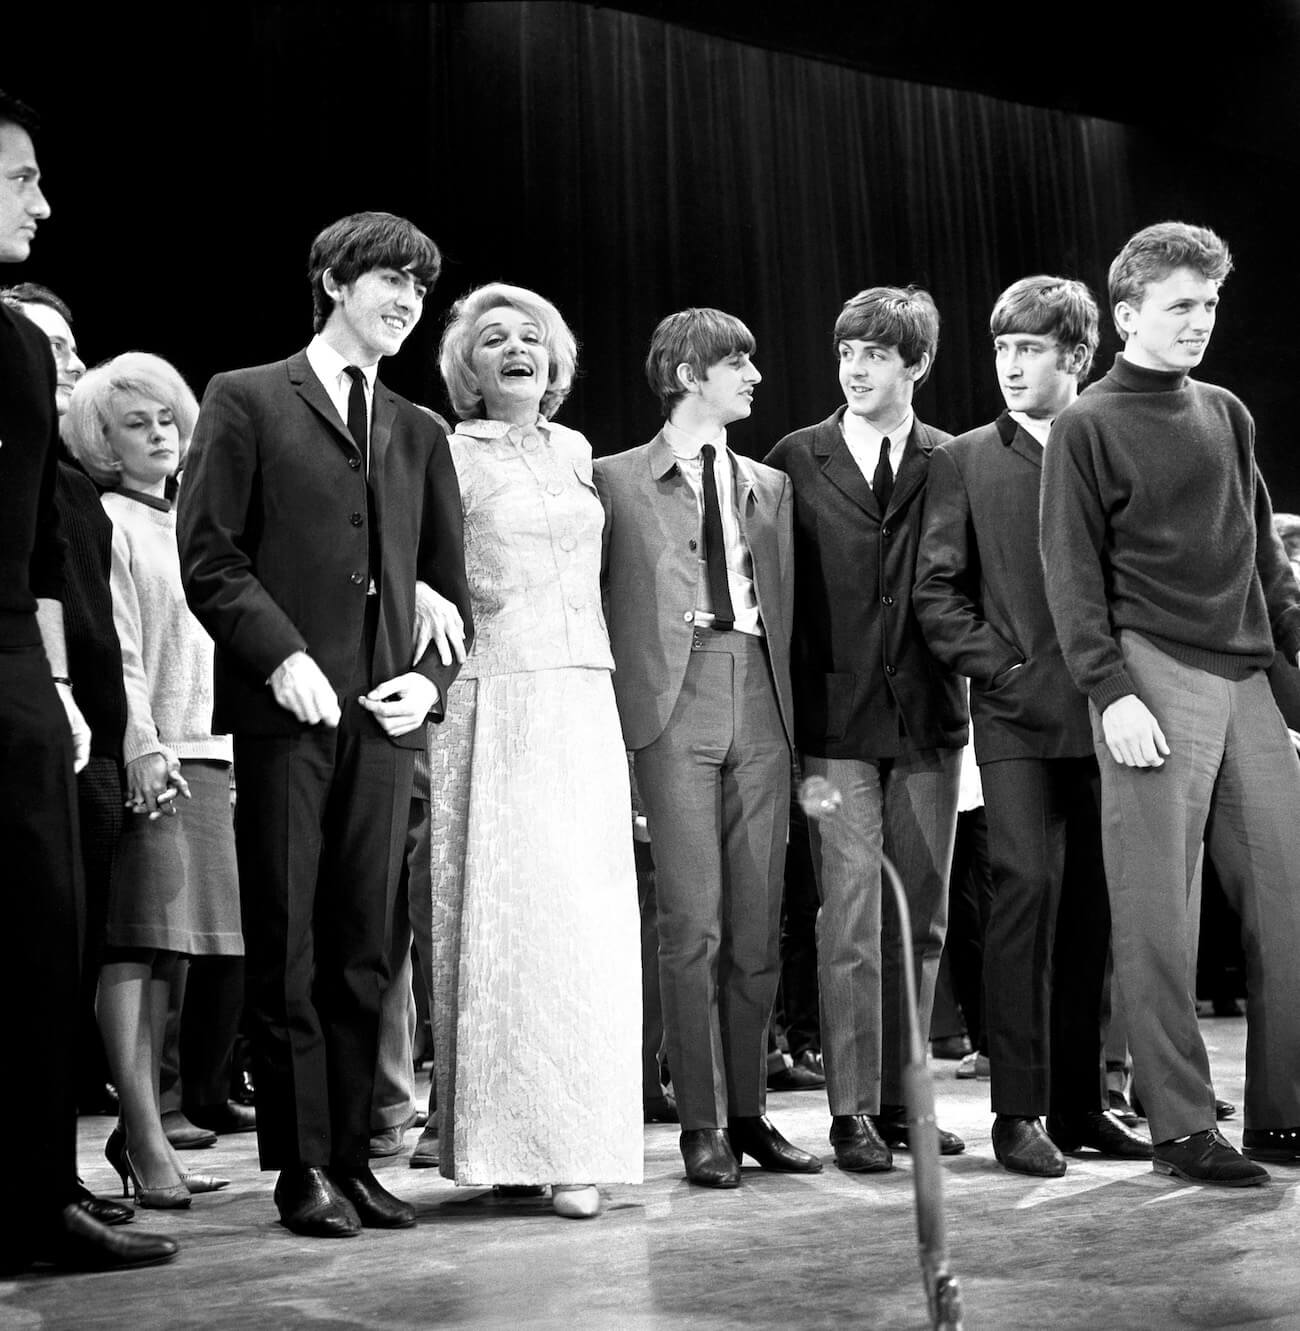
[1110,351,1189,393]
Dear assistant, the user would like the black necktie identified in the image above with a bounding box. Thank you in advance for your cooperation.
[700,443,735,632]
[872,435,893,511]
[344,365,369,474]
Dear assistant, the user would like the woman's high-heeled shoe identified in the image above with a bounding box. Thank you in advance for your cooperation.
[180,1171,230,1195]
[120,1146,191,1210]
[104,1127,128,1199]
[551,1184,601,1219]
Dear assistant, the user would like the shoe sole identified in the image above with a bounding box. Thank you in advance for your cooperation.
[1151,1159,1268,1186]
[1241,1147,1300,1163]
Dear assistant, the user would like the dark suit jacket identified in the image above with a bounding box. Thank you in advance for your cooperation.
[913,412,1092,763]
[178,350,472,748]
[765,406,966,759]
[594,431,795,752]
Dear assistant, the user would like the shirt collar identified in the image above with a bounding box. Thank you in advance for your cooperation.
[664,418,727,461]
[841,406,913,454]
[307,334,378,392]
[1008,410,1052,447]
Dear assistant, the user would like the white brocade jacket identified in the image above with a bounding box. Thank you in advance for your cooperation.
[449,417,614,678]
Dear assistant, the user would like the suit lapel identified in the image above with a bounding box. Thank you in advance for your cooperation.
[287,350,362,462]
[814,409,878,519]
[999,411,1045,472]
[888,419,936,515]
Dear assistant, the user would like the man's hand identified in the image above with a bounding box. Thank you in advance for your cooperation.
[413,581,467,668]
[126,751,192,819]
[54,682,90,774]
[269,651,341,727]
[1100,695,1170,768]
[359,672,437,738]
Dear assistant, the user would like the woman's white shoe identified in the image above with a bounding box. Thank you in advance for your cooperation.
[551,1184,601,1219]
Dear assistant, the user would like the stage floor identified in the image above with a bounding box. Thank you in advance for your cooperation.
[3,1016,1297,1331]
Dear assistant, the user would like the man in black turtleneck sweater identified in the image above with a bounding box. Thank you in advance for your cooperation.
[1041,221,1300,1188]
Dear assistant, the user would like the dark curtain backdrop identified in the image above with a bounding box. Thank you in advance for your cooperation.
[11,2,1295,498]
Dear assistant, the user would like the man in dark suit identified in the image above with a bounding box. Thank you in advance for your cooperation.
[178,211,472,1237]
[594,308,820,1188]
[0,88,176,1274]
[766,286,967,1173]
[914,275,1151,1175]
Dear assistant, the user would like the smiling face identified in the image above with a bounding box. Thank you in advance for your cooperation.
[19,300,85,415]
[993,333,1083,420]
[1115,266,1219,374]
[686,350,762,431]
[837,339,926,430]
[0,121,50,263]
[469,305,550,423]
[321,264,426,366]
[105,391,180,495]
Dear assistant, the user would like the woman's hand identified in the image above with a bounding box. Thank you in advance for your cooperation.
[125,752,190,819]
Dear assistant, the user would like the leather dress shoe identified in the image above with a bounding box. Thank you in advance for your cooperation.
[1107,1089,1140,1127]
[1242,1126,1300,1163]
[873,1105,965,1156]
[331,1165,417,1228]
[829,1114,893,1173]
[186,1100,256,1135]
[368,1112,418,1158]
[160,1109,217,1150]
[274,1165,361,1237]
[680,1128,740,1188]
[992,1115,1067,1177]
[74,1181,133,1227]
[1153,1128,1268,1187]
[727,1115,823,1173]
[767,1051,827,1092]
[1047,1109,1153,1159]
[44,1204,177,1271]
[409,1121,440,1169]
[1216,1099,1237,1121]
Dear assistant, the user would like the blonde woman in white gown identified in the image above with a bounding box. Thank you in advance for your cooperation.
[429,283,642,1218]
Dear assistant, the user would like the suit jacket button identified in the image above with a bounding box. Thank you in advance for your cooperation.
[348,456,362,471]
[350,571,365,585]
[689,538,698,552]
[350,512,363,526]
[684,611,694,623]
[881,525,892,538]
[885,663,897,675]
[881,594,894,606]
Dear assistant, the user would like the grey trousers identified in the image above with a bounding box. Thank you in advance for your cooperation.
[634,629,789,1131]
[1098,632,1300,1143]
[802,747,961,1115]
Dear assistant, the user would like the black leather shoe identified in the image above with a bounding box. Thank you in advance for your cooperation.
[186,1100,257,1135]
[74,1181,133,1227]
[1153,1128,1268,1186]
[1242,1126,1300,1163]
[331,1165,417,1228]
[829,1114,893,1173]
[727,1115,823,1173]
[273,1165,361,1237]
[680,1128,741,1188]
[992,1115,1067,1177]
[1216,1099,1237,1121]
[1047,1110,1153,1159]
[873,1105,965,1156]
[43,1204,177,1271]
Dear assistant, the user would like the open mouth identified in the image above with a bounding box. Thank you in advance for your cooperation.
[382,316,406,332]
[502,363,535,378]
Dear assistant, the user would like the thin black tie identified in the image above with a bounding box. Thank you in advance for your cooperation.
[344,365,369,474]
[700,443,735,632]
[872,434,893,511]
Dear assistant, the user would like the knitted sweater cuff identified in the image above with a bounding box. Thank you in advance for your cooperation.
[1089,671,1138,714]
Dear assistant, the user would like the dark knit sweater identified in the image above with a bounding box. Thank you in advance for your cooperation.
[56,460,127,760]
[1040,353,1300,711]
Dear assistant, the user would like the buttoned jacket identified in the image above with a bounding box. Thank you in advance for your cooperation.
[765,406,967,759]
[594,431,794,752]
[178,350,472,748]
[913,412,1092,763]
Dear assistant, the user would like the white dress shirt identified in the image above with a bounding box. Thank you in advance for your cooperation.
[841,407,913,485]
[306,335,377,475]
[663,419,762,637]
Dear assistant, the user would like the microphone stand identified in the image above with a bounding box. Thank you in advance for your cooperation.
[799,776,965,1331]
